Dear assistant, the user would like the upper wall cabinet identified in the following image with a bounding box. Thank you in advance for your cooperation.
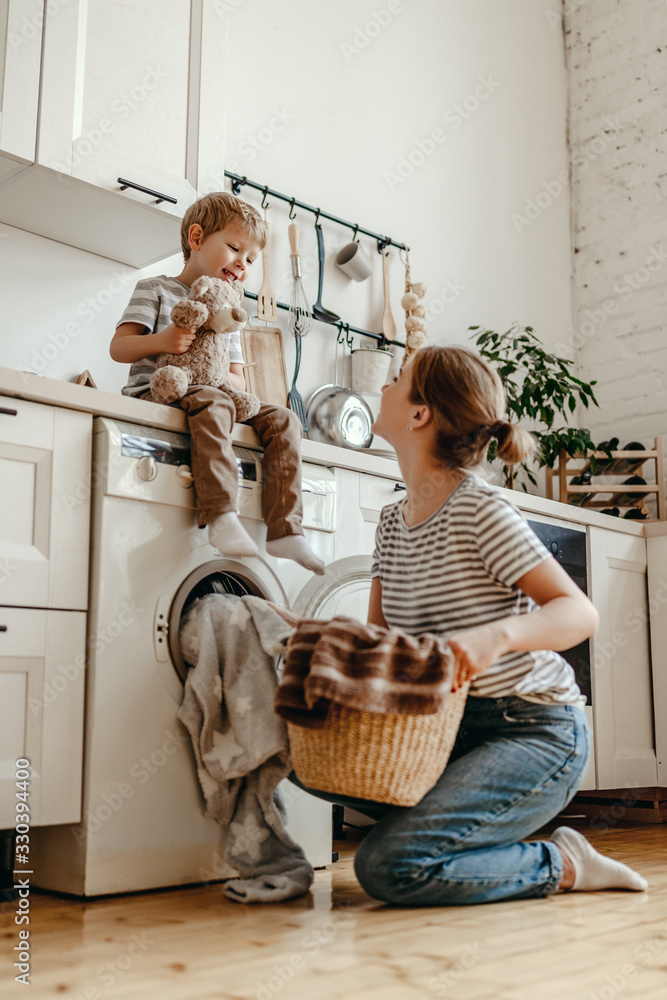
[0,0,41,181]
[0,0,227,266]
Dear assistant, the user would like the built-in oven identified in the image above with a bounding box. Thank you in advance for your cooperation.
[526,518,591,704]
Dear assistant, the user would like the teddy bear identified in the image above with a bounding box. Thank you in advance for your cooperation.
[149,275,261,422]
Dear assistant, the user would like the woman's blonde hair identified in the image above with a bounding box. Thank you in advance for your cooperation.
[408,345,535,469]
[180,191,266,259]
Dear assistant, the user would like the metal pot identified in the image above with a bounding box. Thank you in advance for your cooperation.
[305,384,374,450]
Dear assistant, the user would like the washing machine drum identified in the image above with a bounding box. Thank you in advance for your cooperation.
[168,563,272,683]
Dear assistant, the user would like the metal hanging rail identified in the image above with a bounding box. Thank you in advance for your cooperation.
[225,170,409,255]
[242,290,402,348]
[231,171,407,347]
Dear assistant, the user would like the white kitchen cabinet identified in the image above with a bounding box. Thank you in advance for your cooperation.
[646,529,667,786]
[0,0,42,183]
[588,525,657,789]
[334,467,403,561]
[0,394,91,611]
[0,394,91,827]
[0,0,227,265]
[0,607,86,826]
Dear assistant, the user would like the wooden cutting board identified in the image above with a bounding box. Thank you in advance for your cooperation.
[240,324,289,407]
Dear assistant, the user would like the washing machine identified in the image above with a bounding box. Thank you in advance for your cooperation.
[31,417,341,897]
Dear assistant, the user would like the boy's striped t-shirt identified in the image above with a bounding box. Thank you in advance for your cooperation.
[371,472,585,707]
[117,275,245,397]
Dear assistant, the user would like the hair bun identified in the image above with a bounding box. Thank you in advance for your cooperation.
[489,421,510,445]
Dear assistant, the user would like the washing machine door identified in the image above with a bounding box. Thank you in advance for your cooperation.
[154,550,286,703]
[165,559,286,683]
[291,555,373,621]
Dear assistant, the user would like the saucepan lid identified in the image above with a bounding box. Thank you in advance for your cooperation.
[305,384,374,450]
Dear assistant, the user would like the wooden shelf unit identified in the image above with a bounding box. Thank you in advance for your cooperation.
[546,437,666,522]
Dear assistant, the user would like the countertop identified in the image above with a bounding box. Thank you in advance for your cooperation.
[0,365,649,537]
[0,365,410,480]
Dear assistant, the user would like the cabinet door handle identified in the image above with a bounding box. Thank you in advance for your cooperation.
[0,626,7,632]
[117,177,177,205]
[0,407,18,416]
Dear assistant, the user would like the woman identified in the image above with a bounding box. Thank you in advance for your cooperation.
[291,345,647,904]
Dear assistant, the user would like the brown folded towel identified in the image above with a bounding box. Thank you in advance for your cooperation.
[274,615,455,728]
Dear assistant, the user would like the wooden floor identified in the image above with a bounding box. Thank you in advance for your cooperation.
[2,818,667,1000]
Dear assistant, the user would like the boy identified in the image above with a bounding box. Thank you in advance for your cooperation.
[110,191,324,574]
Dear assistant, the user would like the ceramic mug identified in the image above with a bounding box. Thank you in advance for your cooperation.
[350,347,393,393]
[335,241,373,282]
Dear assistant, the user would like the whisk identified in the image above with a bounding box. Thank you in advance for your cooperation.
[287,221,312,339]
[287,221,312,430]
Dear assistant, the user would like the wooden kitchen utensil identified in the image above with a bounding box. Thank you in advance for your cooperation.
[240,324,289,407]
[381,249,396,341]
[256,210,278,323]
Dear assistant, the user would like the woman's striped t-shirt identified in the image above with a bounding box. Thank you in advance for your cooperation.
[117,275,245,397]
[371,472,585,707]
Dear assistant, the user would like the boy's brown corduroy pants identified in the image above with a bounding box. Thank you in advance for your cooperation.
[140,385,304,539]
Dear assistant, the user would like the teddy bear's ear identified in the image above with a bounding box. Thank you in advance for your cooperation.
[194,276,227,311]
[172,300,208,330]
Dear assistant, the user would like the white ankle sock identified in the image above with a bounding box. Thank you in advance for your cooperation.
[208,513,258,559]
[266,535,325,574]
[551,826,648,892]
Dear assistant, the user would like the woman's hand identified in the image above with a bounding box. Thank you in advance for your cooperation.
[448,622,510,692]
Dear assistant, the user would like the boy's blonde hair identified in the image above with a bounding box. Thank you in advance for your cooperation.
[180,191,266,259]
[408,345,536,469]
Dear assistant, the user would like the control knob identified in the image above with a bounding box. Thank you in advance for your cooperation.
[176,465,194,488]
[136,456,157,482]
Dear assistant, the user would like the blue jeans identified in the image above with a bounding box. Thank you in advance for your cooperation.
[288,695,591,905]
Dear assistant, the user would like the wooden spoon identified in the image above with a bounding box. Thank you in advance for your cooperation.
[381,249,396,341]
[256,211,278,323]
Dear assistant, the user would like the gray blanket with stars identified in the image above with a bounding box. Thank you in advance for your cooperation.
[178,593,314,903]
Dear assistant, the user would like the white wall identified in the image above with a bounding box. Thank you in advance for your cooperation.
[0,0,573,439]
[565,0,667,460]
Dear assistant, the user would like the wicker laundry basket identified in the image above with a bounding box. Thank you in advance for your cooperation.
[287,682,470,808]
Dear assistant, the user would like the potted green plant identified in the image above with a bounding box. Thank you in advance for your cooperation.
[469,323,600,491]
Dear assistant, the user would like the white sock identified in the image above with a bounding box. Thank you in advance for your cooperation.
[551,826,648,892]
[266,535,325,574]
[208,513,258,559]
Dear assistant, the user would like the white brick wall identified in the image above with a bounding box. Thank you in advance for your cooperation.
[565,0,667,508]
